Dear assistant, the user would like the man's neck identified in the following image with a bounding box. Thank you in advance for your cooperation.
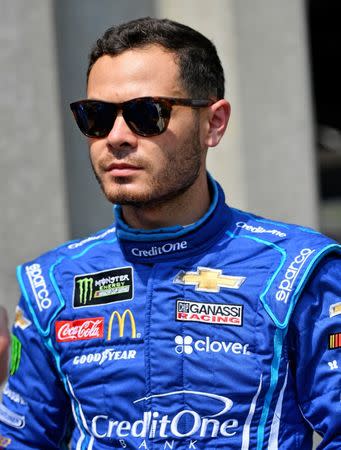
[121,176,211,230]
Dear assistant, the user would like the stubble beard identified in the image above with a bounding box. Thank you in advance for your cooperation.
[91,119,203,208]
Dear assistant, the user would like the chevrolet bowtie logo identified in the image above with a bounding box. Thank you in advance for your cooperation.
[173,267,246,292]
[14,306,32,330]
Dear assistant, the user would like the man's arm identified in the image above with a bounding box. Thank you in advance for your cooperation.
[289,254,341,448]
[0,306,10,384]
[0,297,72,448]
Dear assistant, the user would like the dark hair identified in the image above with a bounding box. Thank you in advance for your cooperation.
[87,17,225,99]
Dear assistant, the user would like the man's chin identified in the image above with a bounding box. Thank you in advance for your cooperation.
[103,183,196,209]
[103,185,174,208]
[103,188,152,206]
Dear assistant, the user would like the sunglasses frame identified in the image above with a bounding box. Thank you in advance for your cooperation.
[70,96,214,138]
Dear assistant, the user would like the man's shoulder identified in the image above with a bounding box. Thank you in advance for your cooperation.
[16,224,118,336]
[229,207,341,328]
[230,206,338,247]
[22,224,117,268]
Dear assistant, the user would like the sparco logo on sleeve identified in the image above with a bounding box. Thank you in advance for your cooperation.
[73,267,133,308]
[55,317,104,342]
[176,300,243,326]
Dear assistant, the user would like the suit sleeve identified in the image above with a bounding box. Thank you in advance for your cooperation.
[289,254,341,449]
[0,296,72,449]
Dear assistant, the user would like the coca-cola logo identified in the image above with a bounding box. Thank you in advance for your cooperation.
[56,317,104,343]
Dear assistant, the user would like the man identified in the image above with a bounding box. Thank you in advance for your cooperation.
[0,17,340,450]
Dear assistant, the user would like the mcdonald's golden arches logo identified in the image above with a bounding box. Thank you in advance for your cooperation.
[107,309,137,340]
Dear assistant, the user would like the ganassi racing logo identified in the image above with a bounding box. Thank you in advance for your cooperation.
[92,390,238,442]
[176,300,243,326]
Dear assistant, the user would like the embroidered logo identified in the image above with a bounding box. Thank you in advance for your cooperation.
[329,332,341,350]
[329,302,341,318]
[107,309,138,341]
[10,335,22,376]
[176,300,243,326]
[328,360,338,370]
[14,307,31,330]
[173,267,246,292]
[56,317,104,343]
[0,404,25,429]
[73,267,133,308]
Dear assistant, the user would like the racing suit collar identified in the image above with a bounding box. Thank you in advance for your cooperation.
[114,175,232,263]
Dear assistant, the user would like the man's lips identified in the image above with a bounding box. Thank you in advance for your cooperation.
[105,163,142,177]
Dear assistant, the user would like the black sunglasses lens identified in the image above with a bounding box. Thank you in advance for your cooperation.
[124,99,170,136]
[72,101,116,137]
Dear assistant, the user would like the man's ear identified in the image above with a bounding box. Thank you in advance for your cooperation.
[205,100,231,147]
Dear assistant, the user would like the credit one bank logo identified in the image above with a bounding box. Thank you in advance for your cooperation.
[91,390,238,440]
[131,241,188,258]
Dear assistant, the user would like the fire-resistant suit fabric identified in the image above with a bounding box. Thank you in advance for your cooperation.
[0,178,340,450]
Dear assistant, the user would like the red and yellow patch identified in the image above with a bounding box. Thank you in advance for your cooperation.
[329,332,341,349]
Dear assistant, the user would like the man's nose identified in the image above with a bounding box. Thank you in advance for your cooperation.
[106,113,138,148]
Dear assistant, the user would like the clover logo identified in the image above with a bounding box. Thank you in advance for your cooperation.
[175,335,193,354]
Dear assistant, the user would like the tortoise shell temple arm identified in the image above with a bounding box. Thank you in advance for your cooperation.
[167,98,214,108]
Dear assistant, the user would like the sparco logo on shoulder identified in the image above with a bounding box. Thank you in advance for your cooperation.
[56,317,104,342]
[276,248,315,303]
[25,263,52,312]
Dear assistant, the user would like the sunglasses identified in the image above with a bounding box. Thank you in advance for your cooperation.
[70,96,214,138]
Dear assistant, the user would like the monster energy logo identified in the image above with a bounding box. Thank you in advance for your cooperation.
[10,334,22,376]
[77,277,94,304]
[74,267,133,308]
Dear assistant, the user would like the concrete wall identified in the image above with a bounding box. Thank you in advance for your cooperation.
[0,0,68,321]
[233,0,318,226]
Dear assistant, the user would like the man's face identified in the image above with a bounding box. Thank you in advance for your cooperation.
[87,45,208,207]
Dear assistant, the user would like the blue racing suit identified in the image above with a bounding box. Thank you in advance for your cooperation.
[0,178,340,449]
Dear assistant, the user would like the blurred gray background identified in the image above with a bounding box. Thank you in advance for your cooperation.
[1,1,340,446]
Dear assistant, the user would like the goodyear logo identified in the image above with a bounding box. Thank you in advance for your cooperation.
[73,267,133,308]
[107,309,137,340]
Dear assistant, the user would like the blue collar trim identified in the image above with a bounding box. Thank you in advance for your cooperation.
[114,176,232,263]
